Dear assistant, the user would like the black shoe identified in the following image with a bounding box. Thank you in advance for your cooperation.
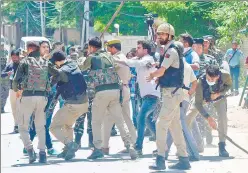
[27,148,37,164]
[14,126,19,133]
[64,142,79,161]
[57,147,68,158]
[39,151,47,163]
[219,142,229,157]
[169,156,191,170]
[87,148,104,159]
[149,155,166,170]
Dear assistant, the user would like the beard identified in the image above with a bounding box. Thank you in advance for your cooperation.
[159,39,169,45]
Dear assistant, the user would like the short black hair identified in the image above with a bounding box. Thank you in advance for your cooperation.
[108,43,121,51]
[39,41,50,46]
[89,37,102,48]
[127,48,136,57]
[206,65,220,77]
[180,33,194,47]
[70,47,76,52]
[27,41,39,48]
[137,40,151,54]
[11,50,20,56]
[52,51,66,62]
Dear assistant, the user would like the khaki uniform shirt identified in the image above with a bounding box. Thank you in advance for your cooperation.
[113,51,131,85]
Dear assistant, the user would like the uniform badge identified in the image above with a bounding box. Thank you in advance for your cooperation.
[165,54,170,58]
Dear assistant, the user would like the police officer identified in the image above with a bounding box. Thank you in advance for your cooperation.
[81,37,137,160]
[13,43,50,164]
[102,39,136,154]
[186,65,232,158]
[0,42,10,113]
[147,23,191,170]
[1,50,21,133]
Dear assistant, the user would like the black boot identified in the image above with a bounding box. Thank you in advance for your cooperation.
[169,156,191,170]
[64,142,79,161]
[218,142,229,157]
[149,155,166,170]
[39,151,47,163]
[27,148,37,164]
[57,146,68,158]
[87,148,104,159]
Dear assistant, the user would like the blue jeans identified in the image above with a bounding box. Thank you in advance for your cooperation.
[135,95,159,150]
[166,101,200,159]
[131,98,139,129]
[230,66,240,91]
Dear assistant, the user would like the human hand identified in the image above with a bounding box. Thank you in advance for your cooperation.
[7,71,13,76]
[146,73,154,82]
[207,117,217,130]
[211,92,221,100]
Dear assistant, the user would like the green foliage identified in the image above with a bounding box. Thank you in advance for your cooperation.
[141,1,217,38]
[208,2,248,46]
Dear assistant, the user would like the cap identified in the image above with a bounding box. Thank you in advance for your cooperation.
[193,38,204,45]
[232,40,238,44]
[106,39,121,46]
[203,35,214,42]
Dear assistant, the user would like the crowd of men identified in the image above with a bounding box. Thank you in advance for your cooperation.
[0,18,248,171]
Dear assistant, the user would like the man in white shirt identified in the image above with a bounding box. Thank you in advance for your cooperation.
[115,40,161,156]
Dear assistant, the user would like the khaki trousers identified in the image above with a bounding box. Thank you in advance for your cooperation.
[102,86,137,148]
[50,102,88,145]
[156,88,188,157]
[18,96,47,150]
[92,89,132,149]
[9,89,20,126]
[186,98,228,142]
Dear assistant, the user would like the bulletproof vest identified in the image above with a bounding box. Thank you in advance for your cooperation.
[83,50,121,90]
[201,73,224,102]
[24,57,49,92]
[158,44,184,88]
[57,61,87,100]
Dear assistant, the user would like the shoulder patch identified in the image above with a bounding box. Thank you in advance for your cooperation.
[165,54,170,59]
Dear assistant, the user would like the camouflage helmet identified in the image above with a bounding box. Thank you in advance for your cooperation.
[157,23,175,36]
[153,18,166,29]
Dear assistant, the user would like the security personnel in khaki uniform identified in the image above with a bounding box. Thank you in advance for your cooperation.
[0,42,10,113]
[147,23,191,170]
[102,39,137,153]
[81,37,137,160]
[186,65,232,158]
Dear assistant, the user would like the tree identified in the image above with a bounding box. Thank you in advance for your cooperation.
[208,2,248,46]
[141,1,218,38]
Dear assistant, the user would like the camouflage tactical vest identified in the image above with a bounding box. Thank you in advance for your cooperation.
[83,51,121,89]
[24,57,49,92]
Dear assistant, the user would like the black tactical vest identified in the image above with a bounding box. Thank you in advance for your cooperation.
[158,44,184,88]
